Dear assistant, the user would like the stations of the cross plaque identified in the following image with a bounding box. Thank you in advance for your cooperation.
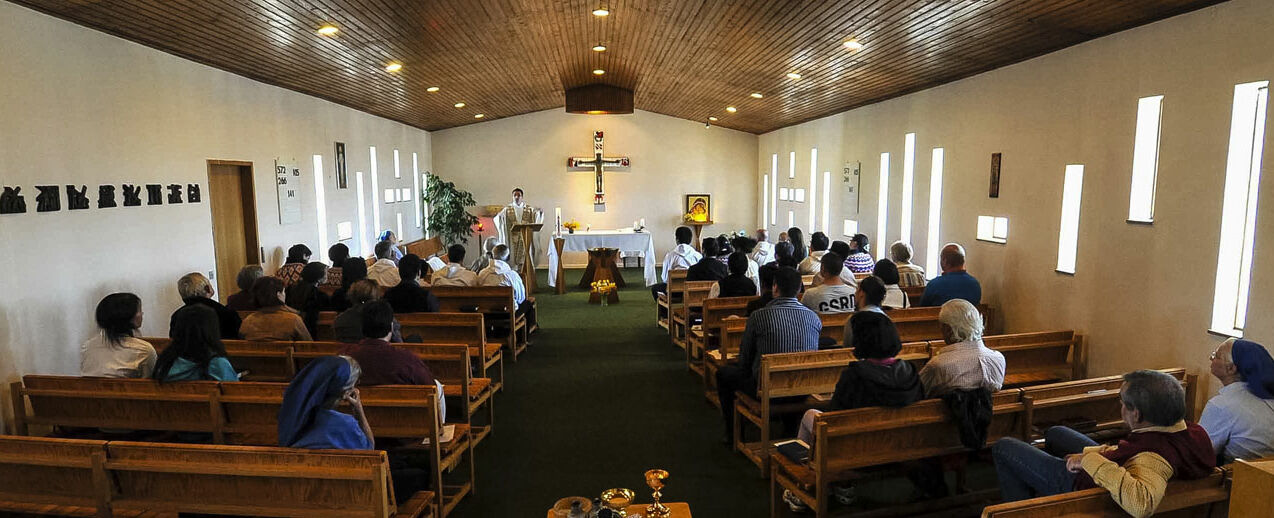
[567,130,629,212]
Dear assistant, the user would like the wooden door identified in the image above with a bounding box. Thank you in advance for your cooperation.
[207,161,260,303]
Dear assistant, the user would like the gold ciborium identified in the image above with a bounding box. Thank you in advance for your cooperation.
[644,469,670,518]
[599,488,634,516]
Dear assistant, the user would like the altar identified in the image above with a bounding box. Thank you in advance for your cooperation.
[546,230,658,288]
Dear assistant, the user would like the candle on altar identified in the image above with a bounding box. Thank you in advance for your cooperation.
[640,217,646,227]
[555,207,562,234]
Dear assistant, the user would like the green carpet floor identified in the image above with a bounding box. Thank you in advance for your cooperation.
[448,268,769,516]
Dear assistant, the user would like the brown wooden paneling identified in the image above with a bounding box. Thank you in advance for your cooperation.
[8,0,1227,134]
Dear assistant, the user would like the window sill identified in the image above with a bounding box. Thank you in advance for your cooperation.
[976,237,1007,244]
[1126,218,1154,225]
[1055,269,1075,276]
[1207,328,1243,339]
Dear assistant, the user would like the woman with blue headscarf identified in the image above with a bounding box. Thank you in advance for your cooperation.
[1199,338,1274,463]
[278,355,373,450]
[378,230,405,264]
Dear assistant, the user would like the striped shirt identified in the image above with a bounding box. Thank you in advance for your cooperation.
[896,262,927,288]
[845,252,875,274]
[738,297,822,376]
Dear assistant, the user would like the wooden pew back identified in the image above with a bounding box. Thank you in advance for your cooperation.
[13,376,223,440]
[980,468,1229,517]
[888,304,994,343]
[0,436,106,512]
[147,338,296,382]
[316,311,339,341]
[701,296,757,331]
[980,330,1086,385]
[818,312,851,344]
[431,286,516,314]
[396,312,486,346]
[218,382,442,445]
[1021,368,1190,438]
[760,348,859,399]
[681,281,716,313]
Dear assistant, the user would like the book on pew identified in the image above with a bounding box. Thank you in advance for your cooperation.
[426,256,447,271]
[420,424,456,445]
[775,439,810,464]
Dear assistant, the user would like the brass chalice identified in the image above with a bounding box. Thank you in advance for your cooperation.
[644,469,670,518]
[599,488,634,516]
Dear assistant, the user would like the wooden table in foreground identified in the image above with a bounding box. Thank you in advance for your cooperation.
[546,502,691,517]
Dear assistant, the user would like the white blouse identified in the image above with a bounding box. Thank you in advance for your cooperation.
[80,333,157,378]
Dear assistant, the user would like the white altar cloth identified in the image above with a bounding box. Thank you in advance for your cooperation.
[546,230,657,287]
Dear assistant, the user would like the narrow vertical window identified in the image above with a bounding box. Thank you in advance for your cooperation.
[809,148,818,229]
[312,155,329,263]
[821,171,831,233]
[370,147,381,232]
[413,153,422,228]
[770,154,778,225]
[900,133,916,244]
[926,148,944,278]
[1211,81,1269,337]
[357,171,368,256]
[762,173,769,229]
[789,151,796,179]
[421,173,430,237]
[1128,95,1164,222]
[876,152,890,260]
[1056,165,1085,274]
[396,212,404,243]
[788,210,795,229]
[393,149,401,179]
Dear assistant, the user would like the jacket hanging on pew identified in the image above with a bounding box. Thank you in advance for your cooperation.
[942,388,992,450]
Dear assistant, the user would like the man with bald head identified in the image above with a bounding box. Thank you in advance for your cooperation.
[918,243,981,306]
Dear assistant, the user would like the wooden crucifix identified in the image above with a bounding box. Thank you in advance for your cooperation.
[567,130,629,212]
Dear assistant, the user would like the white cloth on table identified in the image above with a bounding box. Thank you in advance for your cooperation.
[546,230,658,287]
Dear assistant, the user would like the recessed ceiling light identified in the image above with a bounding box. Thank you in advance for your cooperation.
[843,39,864,51]
[454,102,466,108]
[592,69,605,75]
[592,8,609,16]
[385,63,403,72]
[708,116,718,121]
[474,113,485,119]
[725,106,737,113]
[592,44,607,52]
[750,92,764,99]
[786,72,801,80]
[316,25,339,36]
[426,86,440,92]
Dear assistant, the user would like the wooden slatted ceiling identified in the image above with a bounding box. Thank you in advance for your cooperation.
[9,0,1226,134]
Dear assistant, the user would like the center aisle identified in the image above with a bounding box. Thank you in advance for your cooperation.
[449,267,768,516]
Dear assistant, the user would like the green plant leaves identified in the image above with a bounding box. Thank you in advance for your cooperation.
[424,175,479,244]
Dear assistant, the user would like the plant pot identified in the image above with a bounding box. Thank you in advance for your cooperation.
[568,229,575,234]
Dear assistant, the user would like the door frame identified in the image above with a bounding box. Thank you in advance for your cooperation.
[206,159,262,300]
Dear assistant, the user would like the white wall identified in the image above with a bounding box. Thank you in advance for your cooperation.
[432,108,758,265]
[0,1,431,426]
[759,0,1274,404]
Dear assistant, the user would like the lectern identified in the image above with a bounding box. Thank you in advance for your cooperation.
[513,222,543,295]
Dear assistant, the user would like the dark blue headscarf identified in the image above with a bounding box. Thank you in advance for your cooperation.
[1232,340,1274,400]
[278,356,354,447]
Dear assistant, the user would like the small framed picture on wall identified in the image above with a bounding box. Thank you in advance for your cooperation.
[684,194,711,222]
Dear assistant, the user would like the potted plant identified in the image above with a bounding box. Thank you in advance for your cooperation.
[423,174,479,244]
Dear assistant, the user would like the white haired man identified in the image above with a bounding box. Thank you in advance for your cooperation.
[917,299,1004,397]
[890,241,926,288]
[172,272,241,339]
[751,228,776,266]
[478,244,536,328]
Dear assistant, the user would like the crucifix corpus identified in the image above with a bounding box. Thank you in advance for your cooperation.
[567,130,630,212]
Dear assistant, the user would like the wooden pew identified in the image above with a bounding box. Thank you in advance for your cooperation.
[704,317,749,408]
[11,376,225,442]
[771,391,1029,517]
[671,281,715,351]
[902,284,926,303]
[431,286,529,362]
[0,435,436,518]
[1021,368,1192,440]
[217,383,470,517]
[818,312,851,345]
[397,312,504,392]
[657,269,688,332]
[980,468,1230,517]
[888,304,995,343]
[687,295,757,377]
[147,337,296,382]
[976,330,1087,388]
[403,235,445,259]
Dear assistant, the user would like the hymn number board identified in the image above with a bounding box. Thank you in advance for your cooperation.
[0,182,200,215]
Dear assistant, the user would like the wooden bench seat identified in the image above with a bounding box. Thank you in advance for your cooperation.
[672,281,715,352]
[396,312,505,392]
[980,467,1230,517]
[432,286,529,362]
[656,269,688,332]
[688,296,756,377]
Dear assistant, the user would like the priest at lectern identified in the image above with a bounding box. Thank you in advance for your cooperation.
[494,187,543,272]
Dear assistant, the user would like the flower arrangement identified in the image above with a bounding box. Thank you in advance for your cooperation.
[563,220,581,233]
[591,279,617,305]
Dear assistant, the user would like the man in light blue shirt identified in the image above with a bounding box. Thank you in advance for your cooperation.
[1199,338,1274,463]
[919,243,981,306]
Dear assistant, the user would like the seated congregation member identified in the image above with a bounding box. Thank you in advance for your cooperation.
[470,236,498,273]
[285,262,331,338]
[824,241,861,288]
[240,276,312,341]
[334,280,403,343]
[81,292,156,378]
[787,227,808,263]
[785,311,924,511]
[992,370,1215,517]
[801,253,855,314]
[478,244,536,327]
[797,231,829,275]
[339,301,445,416]
[918,299,1003,397]
[686,237,728,281]
[323,243,349,290]
[873,259,910,309]
[715,237,733,264]
[745,263,780,315]
[329,257,368,312]
[1199,338,1274,463]
[378,230,405,264]
[732,236,762,289]
[368,241,402,288]
[153,305,238,382]
[708,252,759,298]
[385,254,441,314]
[716,267,821,440]
[650,226,703,300]
[431,244,478,287]
[919,243,981,306]
[275,244,311,288]
[226,264,263,312]
[773,241,798,269]
[844,233,875,274]
[173,272,241,339]
[890,241,926,288]
[841,276,888,349]
[751,228,775,266]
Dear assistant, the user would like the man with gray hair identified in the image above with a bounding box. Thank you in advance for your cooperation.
[172,272,240,339]
[991,370,1215,517]
[751,228,775,266]
[478,244,536,328]
[917,299,1003,397]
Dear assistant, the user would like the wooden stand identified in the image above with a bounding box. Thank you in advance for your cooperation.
[513,223,543,296]
[578,247,626,290]
[1230,459,1274,517]
[553,237,567,295]
[687,220,713,251]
